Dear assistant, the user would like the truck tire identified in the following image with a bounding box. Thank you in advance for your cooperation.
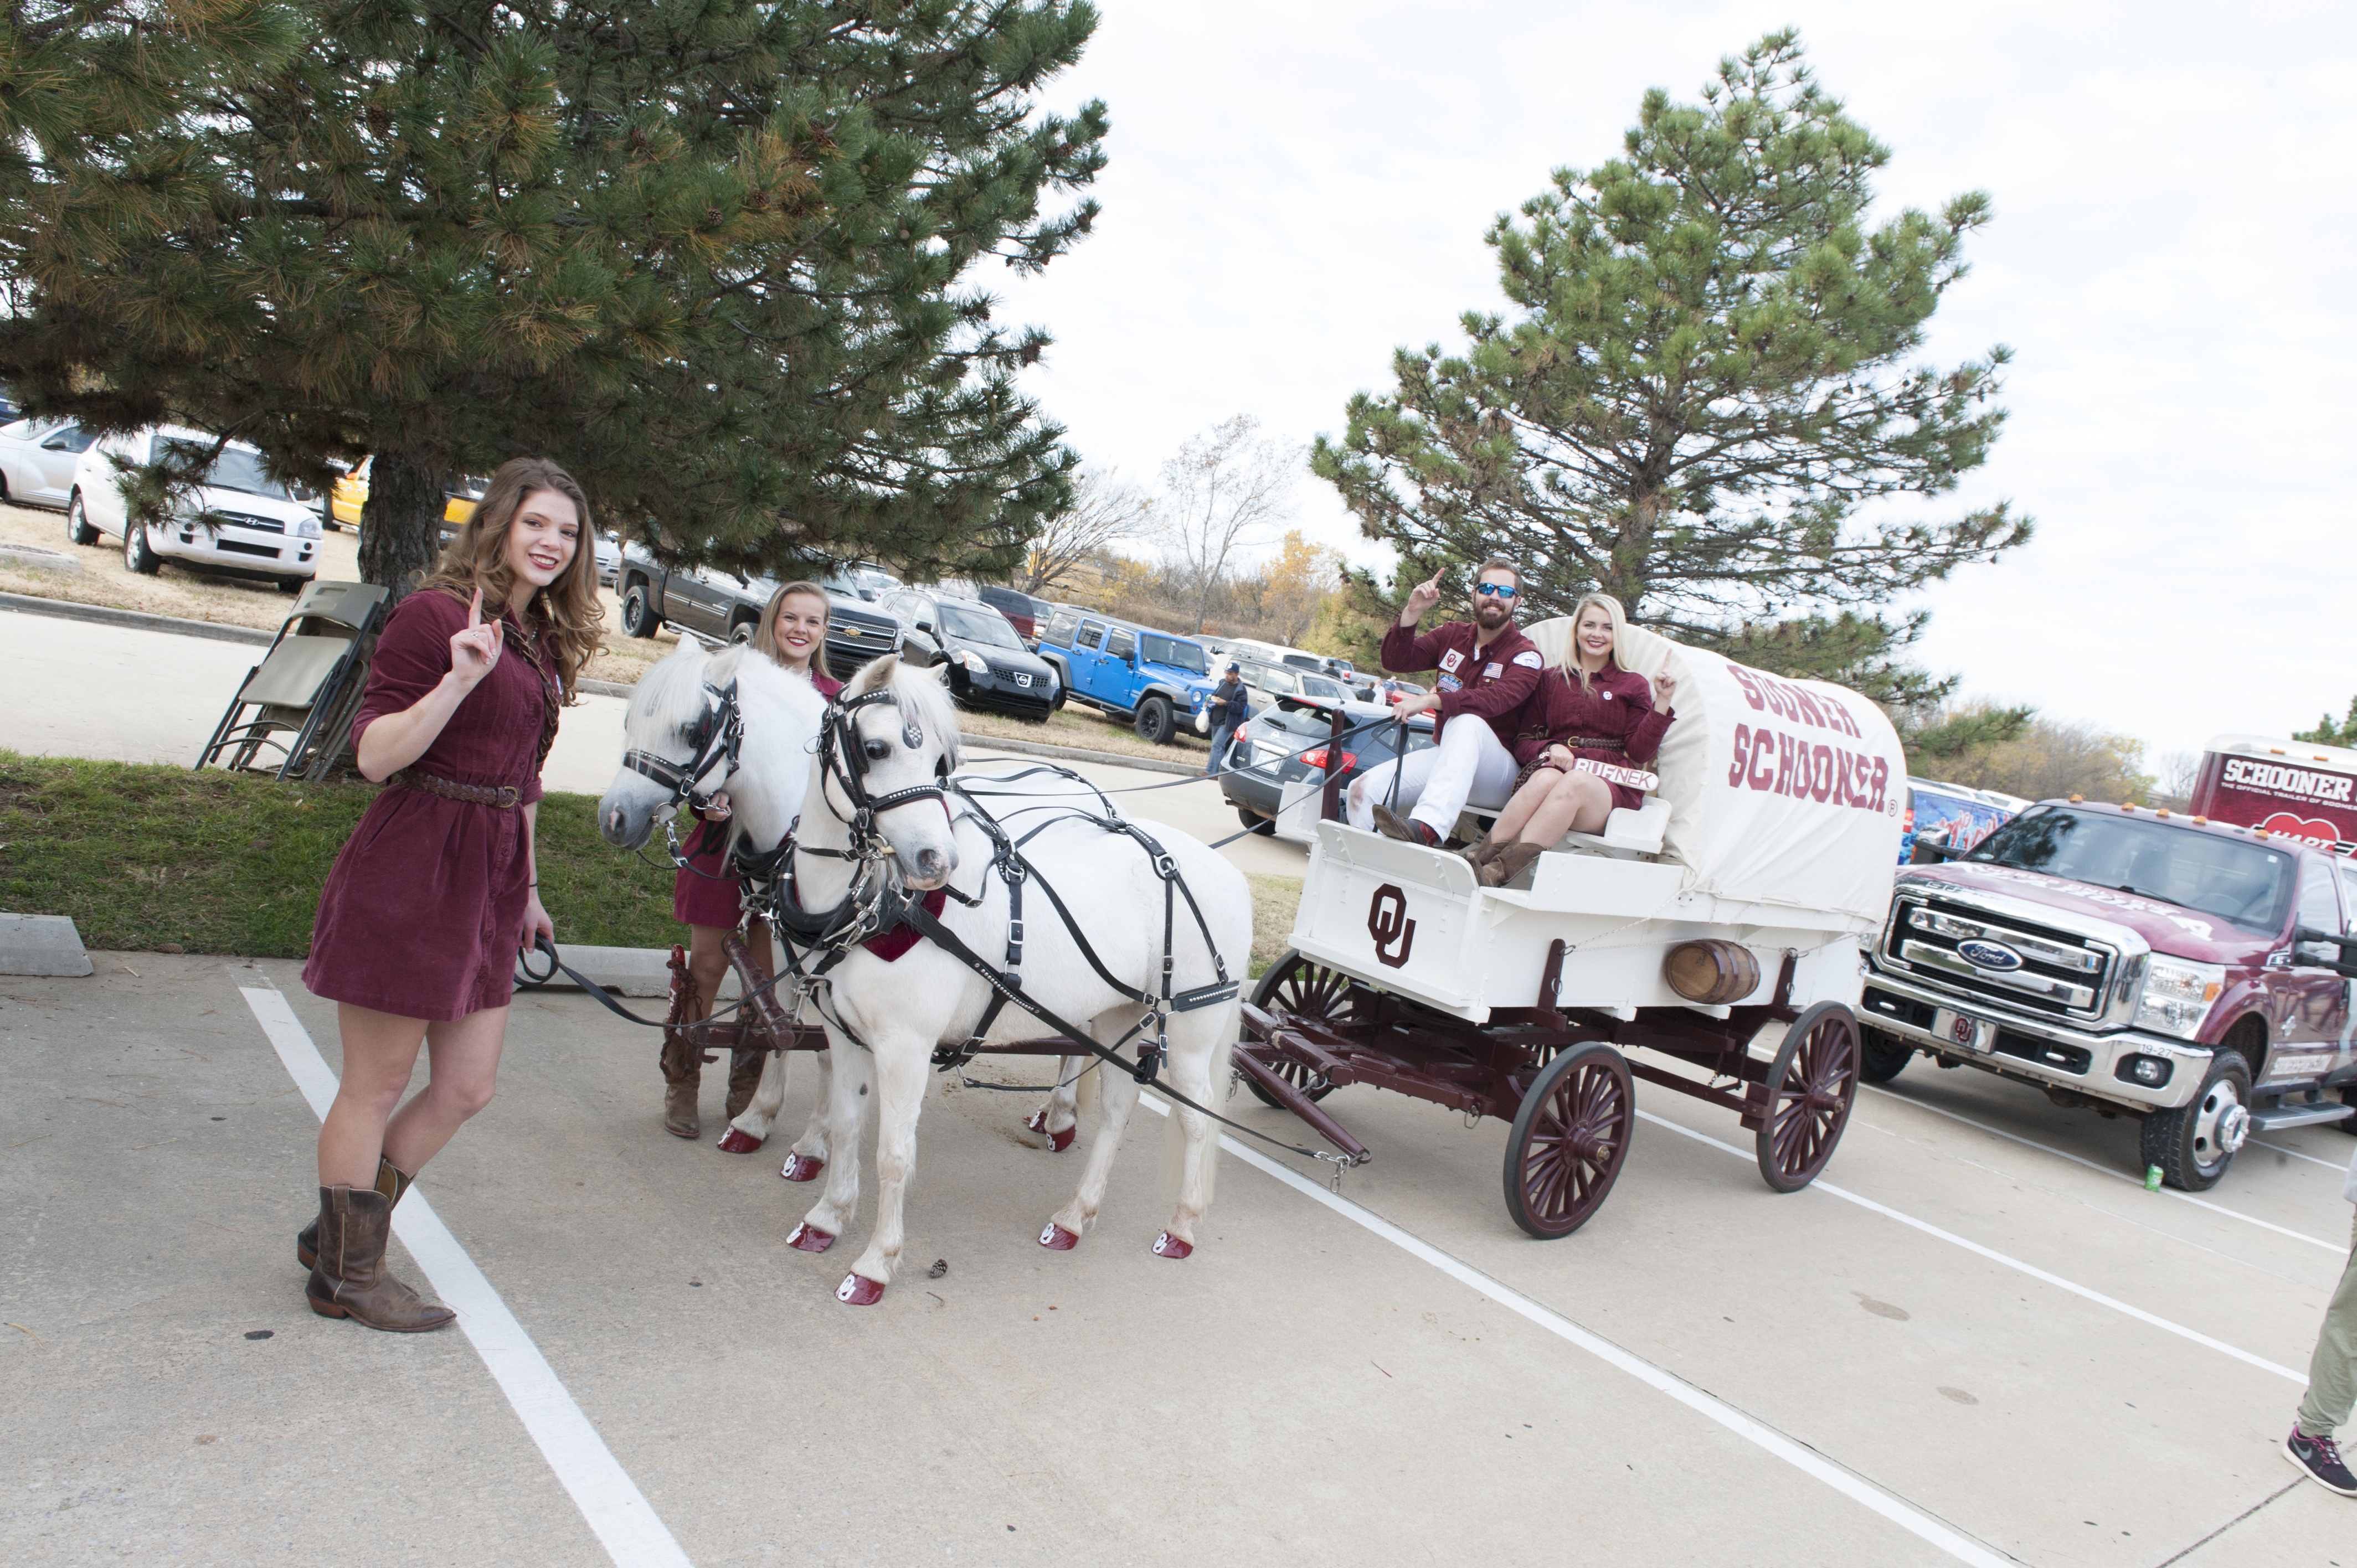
[729,617,756,644]
[2140,1051,2251,1192]
[1134,695,1175,745]
[2337,1086,2357,1136]
[620,582,659,638]
[1858,1026,1913,1085]
[67,491,99,546]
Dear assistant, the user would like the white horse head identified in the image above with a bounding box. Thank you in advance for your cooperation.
[599,639,826,857]
[811,654,964,891]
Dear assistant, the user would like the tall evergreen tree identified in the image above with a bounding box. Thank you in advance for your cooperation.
[1313,30,2026,694]
[0,0,1105,595]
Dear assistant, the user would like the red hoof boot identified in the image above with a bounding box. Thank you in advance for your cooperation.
[1038,1222,1080,1251]
[786,1222,836,1253]
[715,1127,764,1154]
[836,1272,886,1306]
[779,1153,825,1182]
[1151,1231,1193,1260]
[1025,1106,1049,1134]
[1025,1107,1076,1153]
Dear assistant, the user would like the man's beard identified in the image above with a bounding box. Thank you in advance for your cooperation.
[1474,599,1511,630]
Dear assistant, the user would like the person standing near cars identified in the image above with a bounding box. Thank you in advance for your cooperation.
[297,457,601,1331]
[2284,1138,2357,1498]
[1349,559,1545,847]
[662,582,842,1141]
[1203,662,1250,775]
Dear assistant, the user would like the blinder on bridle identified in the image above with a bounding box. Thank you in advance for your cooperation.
[623,678,744,812]
[823,687,951,820]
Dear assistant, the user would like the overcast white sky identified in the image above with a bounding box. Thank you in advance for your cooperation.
[992,1,2352,768]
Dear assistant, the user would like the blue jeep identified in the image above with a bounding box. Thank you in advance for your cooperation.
[1036,606,1218,745]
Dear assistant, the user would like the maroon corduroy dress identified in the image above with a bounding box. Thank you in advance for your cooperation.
[1507,664,1674,813]
[671,668,841,929]
[303,590,558,1021]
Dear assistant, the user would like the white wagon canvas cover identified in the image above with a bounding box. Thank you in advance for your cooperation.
[1519,616,1910,931]
[1284,617,1906,1022]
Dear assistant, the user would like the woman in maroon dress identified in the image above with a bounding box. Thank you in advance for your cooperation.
[662,581,842,1141]
[1470,592,1676,889]
[297,457,603,1330]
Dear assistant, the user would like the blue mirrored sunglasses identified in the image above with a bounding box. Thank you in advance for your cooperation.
[1474,582,1519,598]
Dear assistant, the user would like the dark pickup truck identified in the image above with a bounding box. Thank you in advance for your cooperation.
[615,544,903,672]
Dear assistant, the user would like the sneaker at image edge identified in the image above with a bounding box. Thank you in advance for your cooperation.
[2284,1426,2357,1497]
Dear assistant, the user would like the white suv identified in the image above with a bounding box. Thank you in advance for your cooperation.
[69,426,323,590]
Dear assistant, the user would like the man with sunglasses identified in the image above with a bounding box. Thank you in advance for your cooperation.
[1349,557,1545,847]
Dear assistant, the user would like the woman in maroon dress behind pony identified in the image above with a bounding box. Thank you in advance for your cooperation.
[297,457,602,1331]
[662,581,841,1143]
[1466,591,1676,889]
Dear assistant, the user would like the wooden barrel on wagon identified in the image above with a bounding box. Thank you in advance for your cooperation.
[1662,939,1761,1005]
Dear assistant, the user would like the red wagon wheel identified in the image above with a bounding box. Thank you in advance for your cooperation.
[1756,1003,1861,1193]
[1502,1041,1633,1239]
[1243,950,1352,1107]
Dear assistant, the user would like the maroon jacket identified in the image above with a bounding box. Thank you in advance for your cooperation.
[1509,663,1674,812]
[1379,618,1545,751]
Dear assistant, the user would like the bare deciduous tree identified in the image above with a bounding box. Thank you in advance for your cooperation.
[1159,415,1299,632]
[1021,468,1156,594]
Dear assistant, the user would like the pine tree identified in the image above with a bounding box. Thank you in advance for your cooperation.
[1312,30,2026,687]
[2294,699,2357,747]
[0,0,1105,596]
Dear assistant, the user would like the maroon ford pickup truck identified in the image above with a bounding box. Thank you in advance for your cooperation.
[1859,800,2357,1190]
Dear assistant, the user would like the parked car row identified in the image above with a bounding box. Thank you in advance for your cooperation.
[61,425,325,590]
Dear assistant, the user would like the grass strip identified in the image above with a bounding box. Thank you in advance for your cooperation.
[0,751,680,958]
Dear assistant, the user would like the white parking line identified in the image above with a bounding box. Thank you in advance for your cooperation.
[240,985,694,1568]
[1634,1110,2307,1385]
[1861,1086,2343,1254]
[1140,1097,2021,1568]
[2248,1136,2355,1172]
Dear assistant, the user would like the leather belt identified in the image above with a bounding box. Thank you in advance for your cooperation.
[388,770,523,808]
[1566,737,1626,752]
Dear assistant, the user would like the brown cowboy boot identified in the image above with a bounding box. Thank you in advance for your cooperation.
[296,1157,409,1271]
[305,1185,455,1332]
[663,1071,702,1138]
[1462,831,1503,870]
[1478,840,1545,889]
[725,1048,765,1122]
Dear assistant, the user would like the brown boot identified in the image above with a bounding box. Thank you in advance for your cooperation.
[1371,804,1435,845]
[296,1157,409,1271]
[724,1049,764,1122]
[1463,832,1502,869]
[305,1185,455,1332]
[1478,841,1545,889]
[663,1071,702,1138]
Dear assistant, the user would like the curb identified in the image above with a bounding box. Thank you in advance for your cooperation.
[0,591,273,646]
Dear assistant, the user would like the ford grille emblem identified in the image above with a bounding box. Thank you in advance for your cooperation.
[1956,938,2024,972]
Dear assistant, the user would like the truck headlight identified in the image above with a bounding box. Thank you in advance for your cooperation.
[956,648,989,675]
[2134,958,2224,1040]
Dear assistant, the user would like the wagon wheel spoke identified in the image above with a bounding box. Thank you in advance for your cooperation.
[1505,1046,1633,1239]
[1757,1008,1860,1193]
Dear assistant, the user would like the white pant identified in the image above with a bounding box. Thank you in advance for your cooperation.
[1349,719,1519,838]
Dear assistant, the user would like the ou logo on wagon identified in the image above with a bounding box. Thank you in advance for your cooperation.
[1367,883,1417,968]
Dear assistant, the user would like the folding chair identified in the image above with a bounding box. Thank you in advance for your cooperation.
[195,581,390,781]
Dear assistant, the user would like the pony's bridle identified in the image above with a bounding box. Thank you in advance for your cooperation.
[622,678,743,814]
[810,687,952,860]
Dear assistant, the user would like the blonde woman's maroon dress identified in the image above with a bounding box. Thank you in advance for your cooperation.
[303,590,558,1021]
[1508,665,1674,813]
[671,669,840,927]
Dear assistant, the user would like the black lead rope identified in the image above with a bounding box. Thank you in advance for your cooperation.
[528,934,800,1036]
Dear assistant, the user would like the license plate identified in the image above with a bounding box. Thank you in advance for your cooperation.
[1932,1007,1995,1054]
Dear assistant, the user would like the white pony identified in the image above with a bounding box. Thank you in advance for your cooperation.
[596,639,836,1156]
[783,655,1252,1306]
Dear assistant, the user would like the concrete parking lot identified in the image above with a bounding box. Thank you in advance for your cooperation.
[4,948,2353,1567]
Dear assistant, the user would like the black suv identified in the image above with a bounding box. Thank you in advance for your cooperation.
[876,587,1060,720]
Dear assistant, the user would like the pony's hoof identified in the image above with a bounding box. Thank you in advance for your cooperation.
[1151,1231,1193,1260]
[836,1272,886,1306]
[1024,1108,1075,1153]
[715,1127,763,1154]
[1038,1223,1079,1251]
[779,1153,825,1182]
[786,1222,835,1253]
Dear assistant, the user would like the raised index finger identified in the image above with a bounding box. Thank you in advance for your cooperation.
[469,587,484,627]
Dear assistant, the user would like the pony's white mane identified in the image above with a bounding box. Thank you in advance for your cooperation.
[625,639,718,743]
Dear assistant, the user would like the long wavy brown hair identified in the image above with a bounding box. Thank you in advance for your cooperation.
[418,457,604,697]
